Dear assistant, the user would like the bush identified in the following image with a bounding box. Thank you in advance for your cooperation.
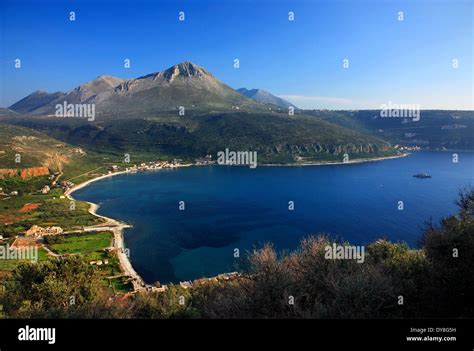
[2,189,473,319]
[1,256,102,318]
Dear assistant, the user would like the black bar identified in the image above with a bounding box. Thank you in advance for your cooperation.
[0,319,472,350]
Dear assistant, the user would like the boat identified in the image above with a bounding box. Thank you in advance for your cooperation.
[413,173,432,179]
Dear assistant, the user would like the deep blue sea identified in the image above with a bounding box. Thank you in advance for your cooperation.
[74,152,474,284]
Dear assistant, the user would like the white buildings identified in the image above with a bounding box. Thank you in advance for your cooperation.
[25,225,63,237]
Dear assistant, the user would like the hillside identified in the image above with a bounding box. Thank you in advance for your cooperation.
[0,124,84,170]
[2,110,396,163]
[0,108,18,117]
[9,91,65,114]
[309,110,474,150]
[0,123,124,181]
[237,88,296,109]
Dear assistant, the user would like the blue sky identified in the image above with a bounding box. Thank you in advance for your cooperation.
[1,0,472,109]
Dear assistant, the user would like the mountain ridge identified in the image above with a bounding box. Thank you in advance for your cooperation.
[9,62,272,115]
[236,88,296,109]
[3,61,402,163]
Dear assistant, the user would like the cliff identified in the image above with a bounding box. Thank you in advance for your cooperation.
[0,166,49,179]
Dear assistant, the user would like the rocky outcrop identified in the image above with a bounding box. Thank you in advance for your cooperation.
[20,167,49,179]
[0,169,19,179]
[0,167,49,179]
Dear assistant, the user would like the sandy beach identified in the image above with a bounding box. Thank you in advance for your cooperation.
[65,170,128,195]
[65,171,146,290]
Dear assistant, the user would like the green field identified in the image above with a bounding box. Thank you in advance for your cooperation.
[0,192,104,238]
[47,231,124,280]
[0,247,49,271]
[49,231,112,255]
[106,276,133,294]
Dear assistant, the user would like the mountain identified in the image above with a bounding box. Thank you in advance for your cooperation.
[4,61,399,163]
[9,62,265,116]
[9,91,64,113]
[0,108,17,117]
[15,75,126,116]
[98,61,263,115]
[237,88,296,109]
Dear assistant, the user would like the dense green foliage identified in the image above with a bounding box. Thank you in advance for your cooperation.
[4,110,473,168]
[3,111,394,164]
[312,110,474,150]
[2,189,473,319]
[1,256,101,318]
[0,176,50,195]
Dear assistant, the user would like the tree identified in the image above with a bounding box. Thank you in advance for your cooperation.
[1,256,102,318]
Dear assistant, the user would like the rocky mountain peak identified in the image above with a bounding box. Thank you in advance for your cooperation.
[73,75,124,95]
[161,61,209,82]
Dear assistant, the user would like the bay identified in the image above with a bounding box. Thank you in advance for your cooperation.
[73,152,474,284]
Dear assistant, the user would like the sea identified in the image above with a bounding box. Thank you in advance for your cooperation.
[73,152,474,283]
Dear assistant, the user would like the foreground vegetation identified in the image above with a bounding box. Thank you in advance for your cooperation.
[0,248,49,271]
[1,189,472,319]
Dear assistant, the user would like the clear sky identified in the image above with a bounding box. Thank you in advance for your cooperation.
[0,0,472,109]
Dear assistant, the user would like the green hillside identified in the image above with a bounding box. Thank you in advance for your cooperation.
[310,110,474,150]
[2,111,396,164]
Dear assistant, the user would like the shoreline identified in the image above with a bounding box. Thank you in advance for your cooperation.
[260,152,409,167]
[62,153,410,290]
[65,171,147,290]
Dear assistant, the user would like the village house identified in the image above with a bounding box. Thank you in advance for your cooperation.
[216,272,240,281]
[41,185,50,194]
[25,225,63,237]
[90,259,109,266]
[150,285,167,292]
[179,281,193,289]
[195,155,214,165]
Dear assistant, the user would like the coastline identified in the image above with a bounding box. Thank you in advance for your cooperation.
[65,171,147,290]
[260,152,410,167]
[65,170,129,195]
[61,153,409,290]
